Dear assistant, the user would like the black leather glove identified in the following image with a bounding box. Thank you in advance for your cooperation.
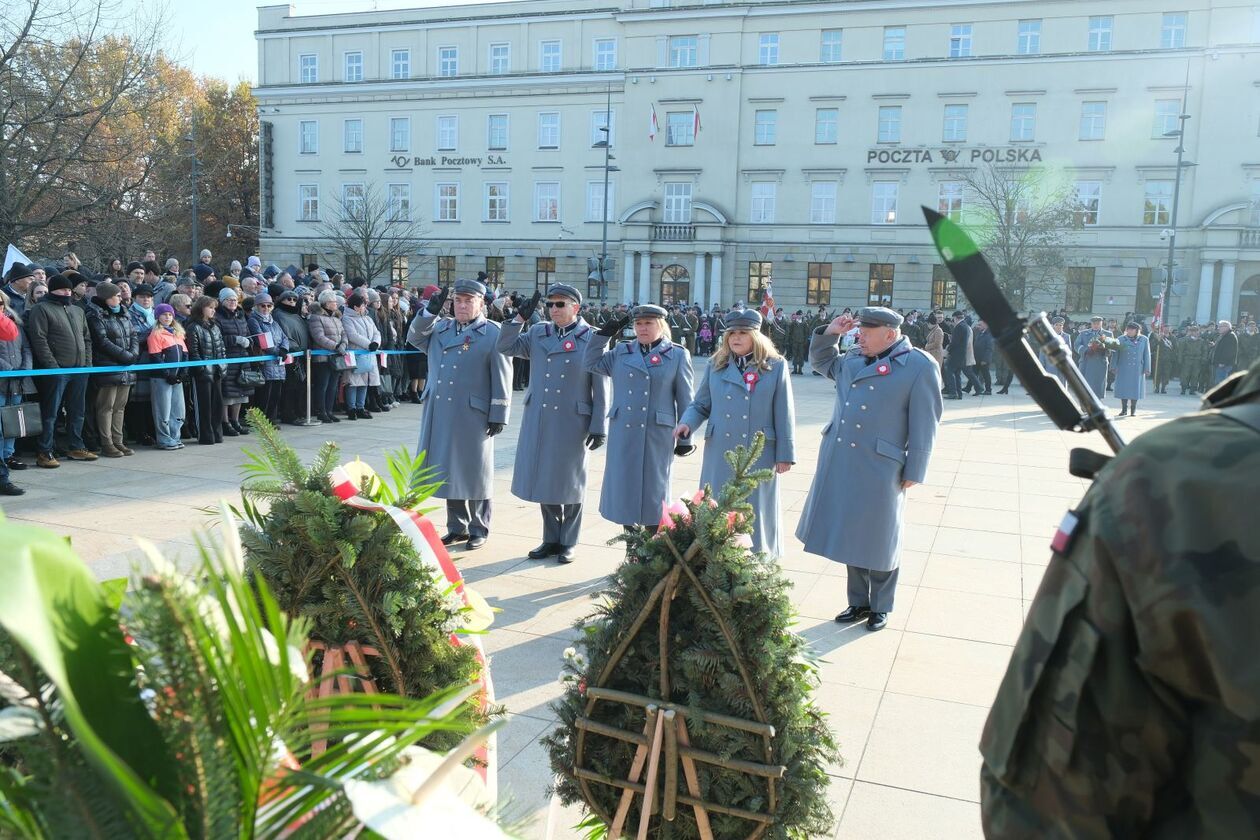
[368,341,380,351]
[426,286,449,315]
[165,373,180,385]
[585,433,605,451]
[673,434,695,457]
[516,291,541,323]
[271,347,284,357]
[597,315,630,337]
[486,422,504,437]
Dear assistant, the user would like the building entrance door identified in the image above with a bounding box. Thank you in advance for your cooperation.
[660,264,691,305]
[1240,274,1260,323]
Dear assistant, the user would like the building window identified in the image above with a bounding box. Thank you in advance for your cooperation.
[387,183,411,221]
[343,119,363,153]
[666,111,695,146]
[820,29,842,62]
[344,254,363,279]
[1079,101,1107,140]
[595,38,617,71]
[538,112,560,149]
[1154,99,1181,137]
[299,185,319,221]
[1088,16,1113,52]
[868,263,894,306]
[883,26,906,60]
[534,182,560,221]
[391,49,410,79]
[659,265,690,305]
[747,260,773,303]
[298,120,318,154]
[489,43,510,74]
[1010,102,1036,141]
[1143,181,1173,225]
[942,103,968,142]
[299,54,318,83]
[436,115,458,151]
[484,182,509,221]
[669,35,698,67]
[437,255,456,285]
[1065,267,1095,313]
[871,181,898,225]
[807,262,832,305]
[664,182,692,223]
[590,109,615,146]
[754,110,777,145]
[485,256,505,287]
[344,51,363,82]
[949,23,973,58]
[341,183,365,220]
[390,117,410,152]
[437,46,458,77]
[1161,12,1187,48]
[931,264,957,310]
[815,108,839,144]
[540,39,562,72]
[391,256,408,284]
[487,114,508,150]
[877,105,902,143]
[435,183,459,222]
[938,181,964,222]
[1136,267,1158,314]
[587,181,614,222]
[810,181,837,224]
[536,257,556,292]
[759,33,779,66]
[300,254,319,272]
[750,182,776,223]
[1017,19,1041,55]
[1075,181,1101,226]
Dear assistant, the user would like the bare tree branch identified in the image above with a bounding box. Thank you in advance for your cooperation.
[314,183,430,284]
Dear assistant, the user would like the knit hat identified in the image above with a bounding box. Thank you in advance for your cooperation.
[253,293,273,305]
[263,264,280,279]
[247,256,261,269]
[317,289,338,305]
[218,287,238,302]
[267,282,285,298]
[192,263,214,281]
[125,261,144,275]
[96,281,121,300]
[47,273,74,292]
[132,283,154,298]
[154,303,175,318]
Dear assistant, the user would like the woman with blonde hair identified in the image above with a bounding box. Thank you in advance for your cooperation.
[676,308,796,557]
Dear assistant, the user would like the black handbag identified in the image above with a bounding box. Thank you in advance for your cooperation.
[331,352,355,372]
[0,401,42,439]
[237,367,265,388]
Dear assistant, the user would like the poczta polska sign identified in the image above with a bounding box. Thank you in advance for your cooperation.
[389,154,507,168]
[866,147,1043,164]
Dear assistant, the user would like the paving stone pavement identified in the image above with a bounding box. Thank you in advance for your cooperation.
[0,365,1199,839]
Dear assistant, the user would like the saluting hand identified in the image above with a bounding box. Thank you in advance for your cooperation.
[425,286,450,316]
[596,315,630,337]
[516,291,541,323]
[825,315,855,336]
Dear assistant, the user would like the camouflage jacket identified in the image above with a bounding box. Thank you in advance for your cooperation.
[981,357,1260,838]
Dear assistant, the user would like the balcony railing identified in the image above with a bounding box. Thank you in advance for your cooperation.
[1241,228,1260,249]
[652,223,695,241]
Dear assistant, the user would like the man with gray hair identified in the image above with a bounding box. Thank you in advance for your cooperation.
[1212,320,1239,385]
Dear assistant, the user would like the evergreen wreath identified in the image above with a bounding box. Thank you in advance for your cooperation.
[544,433,838,839]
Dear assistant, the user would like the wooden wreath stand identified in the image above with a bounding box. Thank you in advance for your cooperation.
[573,535,788,840]
[305,639,381,756]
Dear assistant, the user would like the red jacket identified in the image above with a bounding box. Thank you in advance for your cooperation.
[0,311,16,342]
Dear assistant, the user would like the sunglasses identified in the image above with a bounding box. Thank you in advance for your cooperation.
[545,301,570,308]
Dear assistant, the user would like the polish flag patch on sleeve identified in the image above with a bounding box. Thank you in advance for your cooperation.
[1050,510,1081,555]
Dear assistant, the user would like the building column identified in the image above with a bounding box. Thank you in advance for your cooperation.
[1195,262,1216,324]
[709,253,722,310]
[1216,261,1237,322]
[622,251,635,305]
[638,251,651,304]
[693,253,707,310]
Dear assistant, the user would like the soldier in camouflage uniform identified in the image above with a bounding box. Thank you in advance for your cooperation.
[1237,321,1259,369]
[980,356,1260,837]
[1178,324,1208,394]
[1151,325,1177,393]
[786,311,810,374]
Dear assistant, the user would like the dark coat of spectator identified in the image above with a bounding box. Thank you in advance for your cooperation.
[85,297,138,386]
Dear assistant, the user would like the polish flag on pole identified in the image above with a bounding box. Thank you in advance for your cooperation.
[692,104,702,136]
[759,279,775,322]
[1151,291,1164,328]
[255,332,273,350]
[649,104,659,141]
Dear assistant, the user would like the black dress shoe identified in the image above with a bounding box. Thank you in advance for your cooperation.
[867,612,889,631]
[222,425,239,437]
[5,456,27,471]
[528,542,559,559]
[834,606,872,623]
[556,545,575,564]
[441,532,470,546]
[0,481,24,496]
[358,409,373,419]
[465,535,487,550]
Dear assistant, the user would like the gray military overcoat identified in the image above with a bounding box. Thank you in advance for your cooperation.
[1112,333,1151,400]
[1074,328,1114,398]
[585,335,694,526]
[796,334,943,572]
[680,357,796,558]
[498,318,609,505]
[407,312,512,500]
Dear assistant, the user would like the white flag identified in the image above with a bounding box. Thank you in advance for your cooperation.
[3,244,32,278]
[649,104,659,141]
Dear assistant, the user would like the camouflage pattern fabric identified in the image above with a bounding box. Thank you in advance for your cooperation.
[980,357,1260,837]
[1178,334,1209,393]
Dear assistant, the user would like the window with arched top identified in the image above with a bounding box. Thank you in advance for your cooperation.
[659,264,690,305]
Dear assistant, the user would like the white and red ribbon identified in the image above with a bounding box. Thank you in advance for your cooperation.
[743,370,759,393]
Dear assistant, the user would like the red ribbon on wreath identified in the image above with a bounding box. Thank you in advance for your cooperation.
[744,370,760,393]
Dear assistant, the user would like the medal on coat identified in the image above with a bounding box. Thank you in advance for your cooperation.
[743,370,759,393]
[876,363,891,376]
[461,336,471,353]
[649,354,661,365]
[563,339,575,352]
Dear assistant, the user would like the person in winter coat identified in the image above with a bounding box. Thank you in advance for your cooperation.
[972,320,995,395]
[147,304,188,449]
[124,282,157,447]
[0,291,33,488]
[25,273,94,467]
[185,296,227,446]
[245,293,289,424]
[271,290,312,423]
[1113,321,1151,417]
[214,288,258,436]
[308,290,348,424]
[923,313,945,368]
[85,281,139,458]
[676,308,795,558]
[341,292,382,420]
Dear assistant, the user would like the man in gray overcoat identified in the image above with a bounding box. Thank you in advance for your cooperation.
[1074,315,1115,399]
[1113,321,1151,417]
[1039,316,1074,384]
[796,307,943,631]
[498,284,610,563]
[406,278,512,550]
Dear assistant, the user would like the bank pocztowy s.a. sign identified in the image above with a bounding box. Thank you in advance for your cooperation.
[390,154,507,169]
[866,147,1044,164]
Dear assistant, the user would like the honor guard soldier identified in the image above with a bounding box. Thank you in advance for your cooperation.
[796,307,943,631]
[497,284,610,563]
[675,308,796,558]
[585,304,694,531]
[1074,316,1114,399]
[406,278,512,550]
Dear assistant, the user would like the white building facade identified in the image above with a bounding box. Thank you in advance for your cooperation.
[255,0,1260,323]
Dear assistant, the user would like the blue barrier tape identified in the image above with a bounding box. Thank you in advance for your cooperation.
[0,347,422,378]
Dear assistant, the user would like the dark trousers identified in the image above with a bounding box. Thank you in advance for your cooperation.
[447,499,491,538]
[944,365,964,397]
[961,365,984,393]
[974,362,992,393]
[541,503,583,547]
[846,566,901,613]
[257,380,283,422]
[280,372,307,421]
[191,375,224,444]
[36,373,88,455]
[311,363,341,418]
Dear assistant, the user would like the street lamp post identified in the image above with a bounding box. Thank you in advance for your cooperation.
[1161,114,1191,326]
[591,82,618,304]
[186,117,200,263]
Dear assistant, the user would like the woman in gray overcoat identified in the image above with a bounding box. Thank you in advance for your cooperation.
[1074,317,1115,399]
[677,308,795,558]
[1113,322,1151,417]
[585,304,694,529]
